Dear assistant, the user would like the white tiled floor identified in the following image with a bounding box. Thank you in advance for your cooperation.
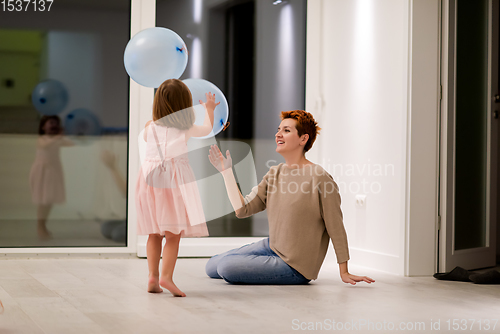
[0,257,499,334]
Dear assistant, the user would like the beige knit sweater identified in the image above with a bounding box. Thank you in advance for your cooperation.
[235,163,350,280]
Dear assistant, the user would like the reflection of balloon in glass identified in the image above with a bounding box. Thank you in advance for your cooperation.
[182,78,229,139]
[124,27,188,88]
[31,80,69,115]
[64,109,101,136]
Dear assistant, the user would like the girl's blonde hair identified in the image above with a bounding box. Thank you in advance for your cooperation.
[153,79,195,130]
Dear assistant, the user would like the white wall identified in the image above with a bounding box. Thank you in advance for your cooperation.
[128,0,156,255]
[405,0,440,276]
[306,0,440,276]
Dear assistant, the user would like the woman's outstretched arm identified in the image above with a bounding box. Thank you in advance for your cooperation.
[221,168,246,213]
[208,145,245,213]
[208,144,267,217]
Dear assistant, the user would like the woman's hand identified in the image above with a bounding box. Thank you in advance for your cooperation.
[199,92,220,111]
[208,144,232,172]
[341,272,375,285]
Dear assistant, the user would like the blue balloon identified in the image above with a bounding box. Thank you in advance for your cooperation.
[31,80,69,115]
[64,109,101,136]
[182,79,229,139]
[124,27,188,88]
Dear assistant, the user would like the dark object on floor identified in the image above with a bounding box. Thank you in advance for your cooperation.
[469,270,500,284]
[101,220,126,243]
[110,222,126,243]
[101,220,122,239]
[433,266,472,282]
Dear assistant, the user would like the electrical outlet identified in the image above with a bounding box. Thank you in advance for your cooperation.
[355,194,367,207]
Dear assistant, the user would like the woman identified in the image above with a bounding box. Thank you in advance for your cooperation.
[206,110,374,285]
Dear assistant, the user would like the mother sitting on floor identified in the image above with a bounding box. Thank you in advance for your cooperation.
[206,110,375,285]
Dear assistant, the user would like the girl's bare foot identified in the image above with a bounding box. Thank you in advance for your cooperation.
[37,227,52,240]
[159,278,186,297]
[147,276,163,293]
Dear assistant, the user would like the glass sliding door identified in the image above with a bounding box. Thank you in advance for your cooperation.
[0,1,131,250]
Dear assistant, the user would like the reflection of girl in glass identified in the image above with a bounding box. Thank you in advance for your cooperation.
[29,116,74,239]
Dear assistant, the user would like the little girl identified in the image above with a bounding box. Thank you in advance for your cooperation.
[29,115,74,239]
[135,78,219,297]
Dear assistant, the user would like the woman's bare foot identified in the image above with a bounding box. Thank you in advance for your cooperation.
[37,227,52,240]
[159,278,186,297]
[147,276,163,293]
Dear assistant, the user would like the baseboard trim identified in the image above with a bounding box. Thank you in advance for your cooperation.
[346,247,403,275]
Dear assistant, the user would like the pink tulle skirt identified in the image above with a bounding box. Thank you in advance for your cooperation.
[135,163,209,238]
[29,161,66,205]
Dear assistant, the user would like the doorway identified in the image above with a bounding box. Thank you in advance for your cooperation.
[439,0,499,271]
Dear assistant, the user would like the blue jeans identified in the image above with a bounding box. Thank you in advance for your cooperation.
[205,238,310,285]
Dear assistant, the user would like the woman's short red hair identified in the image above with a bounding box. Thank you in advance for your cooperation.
[280,110,321,153]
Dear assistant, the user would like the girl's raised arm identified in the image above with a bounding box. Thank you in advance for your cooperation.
[185,92,219,139]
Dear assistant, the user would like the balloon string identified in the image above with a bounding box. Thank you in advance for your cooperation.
[176,46,188,56]
[222,121,230,131]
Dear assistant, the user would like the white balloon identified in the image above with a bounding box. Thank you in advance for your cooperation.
[124,27,188,88]
[183,78,229,139]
